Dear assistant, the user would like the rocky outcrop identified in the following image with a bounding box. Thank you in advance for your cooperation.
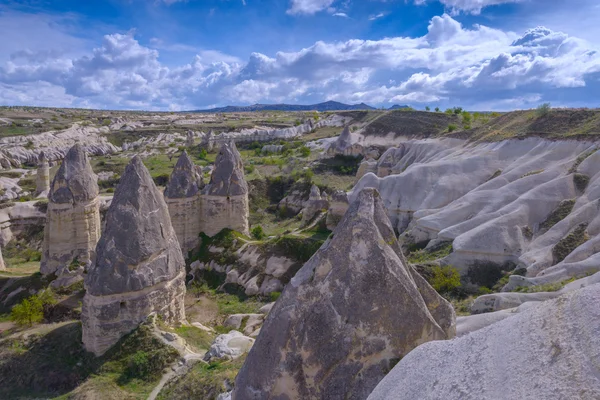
[40,144,101,277]
[300,185,329,225]
[201,142,249,236]
[82,156,186,356]
[204,331,255,362]
[325,189,349,231]
[368,283,600,400]
[233,188,455,400]
[35,152,50,197]
[0,124,119,169]
[0,246,5,271]
[164,151,204,254]
[352,138,600,287]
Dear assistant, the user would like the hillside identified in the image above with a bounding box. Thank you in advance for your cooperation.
[192,101,377,113]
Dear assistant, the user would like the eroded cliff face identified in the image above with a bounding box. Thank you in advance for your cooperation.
[233,188,455,400]
[164,151,204,254]
[352,137,600,289]
[82,156,186,356]
[40,144,101,278]
[201,142,249,236]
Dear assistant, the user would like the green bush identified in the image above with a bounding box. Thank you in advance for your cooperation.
[251,225,266,240]
[429,266,461,294]
[536,103,551,117]
[447,124,457,132]
[10,290,56,326]
[298,146,311,157]
[269,291,282,302]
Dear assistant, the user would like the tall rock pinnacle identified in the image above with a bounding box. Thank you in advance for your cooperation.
[164,151,204,254]
[200,141,249,236]
[233,188,456,400]
[35,151,50,197]
[40,144,101,278]
[82,155,186,356]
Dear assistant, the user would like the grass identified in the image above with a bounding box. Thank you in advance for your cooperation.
[513,277,577,293]
[520,169,544,178]
[156,356,246,400]
[552,224,589,264]
[569,149,596,173]
[159,324,214,353]
[407,242,453,264]
[539,199,575,232]
[0,322,179,399]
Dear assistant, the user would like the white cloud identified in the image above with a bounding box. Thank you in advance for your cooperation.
[333,12,349,17]
[369,13,386,21]
[416,0,524,15]
[0,11,599,110]
[287,0,336,15]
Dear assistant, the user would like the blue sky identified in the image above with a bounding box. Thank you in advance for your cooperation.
[0,0,599,110]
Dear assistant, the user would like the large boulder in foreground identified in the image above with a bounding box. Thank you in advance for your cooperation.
[368,283,600,400]
[164,151,204,254]
[82,156,186,356]
[201,141,249,236]
[40,144,101,277]
[233,188,455,400]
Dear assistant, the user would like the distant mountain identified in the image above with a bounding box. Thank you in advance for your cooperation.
[388,104,410,110]
[191,101,376,113]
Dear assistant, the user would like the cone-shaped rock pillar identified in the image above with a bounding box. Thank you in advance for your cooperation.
[40,144,101,277]
[164,151,204,254]
[82,156,186,356]
[200,141,249,236]
[233,188,456,400]
[35,151,50,197]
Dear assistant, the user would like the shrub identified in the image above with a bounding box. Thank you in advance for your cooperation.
[198,148,208,160]
[425,106,430,111]
[10,290,56,326]
[461,111,472,125]
[244,164,255,174]
[536,103,551,117]
[251,225,266,240]
[429,266,461,294]
[298,146,311,157]
[270,291,282,302]
[445,108,453,115]
[453,107,463,115]
[153,173,170,187]
[447,124,457,132]
[434,107,440,112]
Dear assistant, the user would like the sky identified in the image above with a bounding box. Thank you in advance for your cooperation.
[0,0,599,111]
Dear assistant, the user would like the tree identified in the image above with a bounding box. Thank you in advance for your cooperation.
[425,106,430,111]
[435,107,440,112]
[251,225,266,240]
[536,103,551,117]
[10,290,56,326]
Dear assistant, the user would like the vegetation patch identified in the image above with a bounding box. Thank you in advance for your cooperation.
[157,356,246,400]
[573,173,590,193]
[513,277,577,293]
[539,199,575,232]
[552,224,589,264]
[569,149,596,173]
[274,235,325,263]
[0,322,179,399]
[520,169,544,178]
[407,242,453,264]
[466,261,516,290]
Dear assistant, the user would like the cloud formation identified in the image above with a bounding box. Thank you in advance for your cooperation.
[0,12,599,110]
[416,0,524,15]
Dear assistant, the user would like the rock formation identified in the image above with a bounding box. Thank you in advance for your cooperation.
[164,151,204,254]
[300,184,329,225]
[35,151,50,197]
[201,141,249,236]
[368,283,600,400]
[325,189,349,230]
[82,156,186,356]
[40,144,101,277]
[233,188,455,400]
[0,246,5,271]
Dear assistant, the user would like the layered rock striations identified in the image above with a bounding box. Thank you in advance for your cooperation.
[201,142,249,236]
[35,151,50,197]
[82,156,186,356]
[368,282,600,400]
[351,137,600,288]
[233,188,455,400]
[40,144,101,277]
[164,151,204,254]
